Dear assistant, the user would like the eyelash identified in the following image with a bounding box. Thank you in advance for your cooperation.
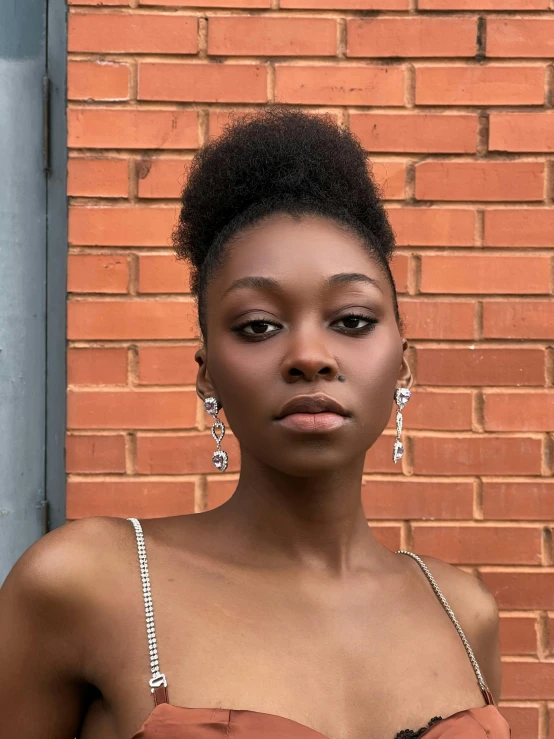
[232,313,378,341]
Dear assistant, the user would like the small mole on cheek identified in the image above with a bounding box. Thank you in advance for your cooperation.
[337,375,345,382]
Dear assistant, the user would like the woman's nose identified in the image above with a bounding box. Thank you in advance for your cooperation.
[280,331,340,383]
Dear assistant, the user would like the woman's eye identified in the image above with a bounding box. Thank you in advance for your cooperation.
[334,314,376,331]
[235,320,281,336]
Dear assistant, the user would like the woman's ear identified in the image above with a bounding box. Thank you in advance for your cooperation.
[397,338,413,390]
[195,345,218,404]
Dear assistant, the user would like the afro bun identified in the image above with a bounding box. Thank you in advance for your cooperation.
[173,108,398,337]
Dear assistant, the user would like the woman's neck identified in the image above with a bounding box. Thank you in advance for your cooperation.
[205,453,388,576]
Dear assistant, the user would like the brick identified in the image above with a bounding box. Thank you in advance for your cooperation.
[348,18,476,58]
[400,299,475,340]
[206,479,236,509]
[69,13,197,54]
[412,525,541,565]
[420,255,550,295]
[65,434,126,473]
[67,479,196,519]
[69,0,128,4]
[420,0,547,7]
[68,300,198,340]
[398,390,473,430]
[138,345,199,385]
[484,209,554,247]
[388,209,475,246]
[67,254,129,294]
[415,66,545,106]
[139,63,268,104]
[208,109,340,140]
[67,388,197,429]
[362,435,402,474]
[142,0,270,6]
[351,113,478,154]
[137,433,241,474]
[68,108,198,150]
[411,435,542,475]
[68,158,128,198]
[209,18,337,57]
[67,60,129,101]
[138,254,191,293]
[414,347,546,387]
[137,158,192,199]
[275,65,405,106]
[483,571,554,610]
[487,19,554,58]
[67,347,128,386]
[502,662,554,700]
[362,479,473,519]
[209,110,254,140]
[371,160,406,201]
[371,525,401,551]
[69,206,177,247]
[390,252,409,292]
[483,301,554,340]
[483,480,554,521]
[499,616,538,656]
[498,707,539,739]
[282,0,408,7]
[415,161,545,202]
[484,391,554,432]
[489,112,554,153]
[279,0,410,10]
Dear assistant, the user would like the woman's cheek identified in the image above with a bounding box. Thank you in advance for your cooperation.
[207,349,269,435]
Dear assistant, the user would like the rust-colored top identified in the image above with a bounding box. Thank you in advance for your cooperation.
[130,701,510,739]
[127,519,511,739]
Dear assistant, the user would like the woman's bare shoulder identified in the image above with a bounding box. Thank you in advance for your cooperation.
[417,554,501,700]
[3,517,132,604]
[0,516,140,655]
[0,517,138,738]
[417,555,499,630]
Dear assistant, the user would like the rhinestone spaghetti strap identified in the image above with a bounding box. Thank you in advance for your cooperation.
[396,549,494,704]
[128,517,169,706]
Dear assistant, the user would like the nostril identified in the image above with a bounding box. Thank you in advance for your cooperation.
[289,368,302,376]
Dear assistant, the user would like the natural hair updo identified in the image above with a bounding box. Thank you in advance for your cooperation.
[173,107,400,341]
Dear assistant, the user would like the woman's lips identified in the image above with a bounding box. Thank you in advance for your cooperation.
[276,412,349,432]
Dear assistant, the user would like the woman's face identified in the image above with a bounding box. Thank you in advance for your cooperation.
[197,213,411,476]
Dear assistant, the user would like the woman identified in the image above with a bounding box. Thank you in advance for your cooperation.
[0,110,509,739]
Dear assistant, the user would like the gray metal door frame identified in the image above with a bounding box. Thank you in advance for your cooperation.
[45,0,68,534]
[0,0,67,582]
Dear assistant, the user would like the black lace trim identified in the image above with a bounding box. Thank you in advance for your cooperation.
[394,716,443,739]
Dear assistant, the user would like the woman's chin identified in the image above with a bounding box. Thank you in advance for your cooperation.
[259,447,364,479]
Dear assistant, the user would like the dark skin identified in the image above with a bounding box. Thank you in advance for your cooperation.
[0,213,501,739]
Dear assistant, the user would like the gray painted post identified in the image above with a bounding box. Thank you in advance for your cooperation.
[0,0,48,583]
[45,0,68,535]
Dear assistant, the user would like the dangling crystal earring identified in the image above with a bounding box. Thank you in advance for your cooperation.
[204,397,228,472]
[393,388,411,464]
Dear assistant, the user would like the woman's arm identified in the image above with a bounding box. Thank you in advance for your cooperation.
[462,579,502,704]
[0,521,101,738]
[420,555,503,705]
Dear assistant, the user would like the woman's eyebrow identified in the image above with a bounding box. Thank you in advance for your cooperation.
[223,275,282,298]
[327,272,383,293]
[223,272,382,298]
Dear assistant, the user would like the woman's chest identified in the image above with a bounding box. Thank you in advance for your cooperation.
[80,572,482,739]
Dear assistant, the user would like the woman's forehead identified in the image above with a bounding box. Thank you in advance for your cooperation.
[213,213,384,287]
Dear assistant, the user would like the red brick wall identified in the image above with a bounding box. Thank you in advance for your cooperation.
[66,2,554,735]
